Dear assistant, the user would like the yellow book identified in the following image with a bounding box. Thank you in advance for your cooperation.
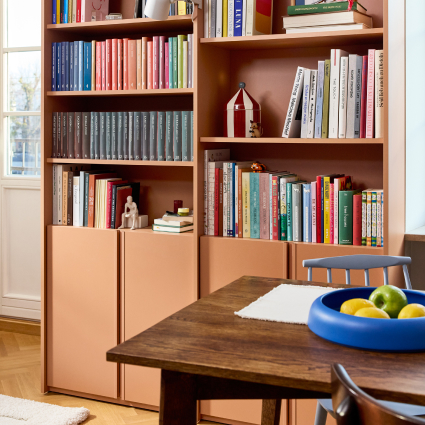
[57,0,60,23]
[242,172,250,238]
[222,0,228,37]
[323,176,330,243]
[178,1,186,15]
[68,0,73,23]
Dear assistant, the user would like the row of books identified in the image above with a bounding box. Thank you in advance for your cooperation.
[204,0,273,38]
[52,111,193,162]
[51,35,193,92]
[282,49,383,139]
[134,0,194,19]
[204,149,384,247]
[52,0,109,24]
[52,165,140,229]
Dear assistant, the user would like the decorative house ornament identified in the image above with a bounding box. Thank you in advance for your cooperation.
[224,82,261,138]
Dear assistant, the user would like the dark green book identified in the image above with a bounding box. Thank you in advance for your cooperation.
[123,112,129,160]
[111,112,118,160]
[128,112,134,160]
[173,111,181,161]
[90,112,95,159]
[166,111,173,161]
[157,112,165,161]
[134,111,141,160]
[117,112,124,159]
[106,112,112,160]
[181,111,190,162]
[99,112,106,159]
[339,190,361,245]
[288,1,366,16]
[142,112,150,161]
[149,111,158,160]
[94,112,100,159]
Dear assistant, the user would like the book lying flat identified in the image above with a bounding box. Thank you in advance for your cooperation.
[152,224,194,233]
[154,218,193,226]
[285,23,370,34]
[283,11,372,29]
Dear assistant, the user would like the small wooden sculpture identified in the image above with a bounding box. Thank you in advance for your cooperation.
[249,120,263,138]
[251,162,267,173]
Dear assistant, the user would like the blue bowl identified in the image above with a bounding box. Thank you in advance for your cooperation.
[308,287,425,352]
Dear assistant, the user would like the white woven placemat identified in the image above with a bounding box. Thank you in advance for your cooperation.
[235,284,339,325]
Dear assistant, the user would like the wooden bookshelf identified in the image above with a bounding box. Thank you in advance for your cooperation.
[46,158,194,166]
[200,137,384,144]
[47,88,193,96]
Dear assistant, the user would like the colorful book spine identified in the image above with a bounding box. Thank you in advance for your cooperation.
[311,181,316,243]
[147,41,153,89]
[153,36,159,89]
[177,35,187,88]
[353,193,362,246]
[366,49,375,138]
[302,183,312,242]
[52,43,57,91]
[128,39,137,90]
[316,176,322,243]
[69,42,74,91]
[83,42,91,90]
[215,168,220,235]
[361,190,367,245]
[183,41,188,89]
[73,41,79,90]
[158,112,165,161]
[292,183,302,242]
[137,39,142,90]
[371,191,377,246]
[339,191,354,245]
[173,37,178,88]
[321,59,331,138]
[101,41,106,90]
[323,176,331,243]
[314,61,324,138]
[286,182,293,241]
[159,36,165,89]
[234,0,242,36]
[165,42,169,89]
[91,40,95,91]
[360,55,368,138]
[242,172,250,238]
[118,39,123,90]
[168,38,173,89]
[56,43,61,90]
[366,191,372,246]
[96,42,102,91]
[329,183,334,244]
[141,37,147,89]
[112,39,118,90]
[123,38,129,90]
[61,43,66,90]
[105,39,112,90]
[272,176,279,240]
[259,173,268,239]
[250,173,260,238]
[376,190,382,247]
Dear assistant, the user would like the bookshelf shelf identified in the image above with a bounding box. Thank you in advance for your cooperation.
[200,28,384,50]
[200,137,384,145]
[47,88,194,97]
[47,158,194,166]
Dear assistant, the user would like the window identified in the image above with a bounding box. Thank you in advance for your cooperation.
[3,0,41,176]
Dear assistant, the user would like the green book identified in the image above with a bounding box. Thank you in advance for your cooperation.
[286,182,294,242]
[177,35,187,88]
[250,173,260,239]
[288,1,366,16]
[339,190,360,245]
[157,111,165,161]
[172,37,178,89]
[321,59,331,138]
[173,111,182,161]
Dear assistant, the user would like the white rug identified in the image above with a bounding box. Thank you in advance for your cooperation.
[0,394,90,425]
[235,284,339,325]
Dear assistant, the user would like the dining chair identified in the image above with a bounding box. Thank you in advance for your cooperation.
[302,254,425,425]
[331,363,425,425]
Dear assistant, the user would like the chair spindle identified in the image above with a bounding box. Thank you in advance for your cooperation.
[345,269,351,285]
[327,268,332,283]
[364,269,370,286]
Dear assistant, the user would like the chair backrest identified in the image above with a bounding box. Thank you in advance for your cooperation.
[331,363,425,425]
[302,255,412,289]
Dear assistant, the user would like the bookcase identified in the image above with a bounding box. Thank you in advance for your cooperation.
[41,0,401,424]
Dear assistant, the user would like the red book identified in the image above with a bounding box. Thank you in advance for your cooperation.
[128,40,137,90]
[360,55,368,138]
[353,193,362,246]
[117,39,123,90]
[366,49,375,138]
[76,0,81,22]
[123,38,129,90]
[272,176,279,240]
[159,36,165,89]
[95,42,102,91]
[88,173,117,228]
[106,39,112,90]
[316,176,322,243]
[219,169,224,236]
[106,180,127,228]
[112,39,118,90]
[147,41,153,89]
[165,42,169,89]
[329,183,334,245]
[214,168,219,236]
[153,36,159,89]
[115,186,133,229]
[101,41,106,90]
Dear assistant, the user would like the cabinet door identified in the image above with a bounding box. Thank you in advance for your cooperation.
[291,243,384,286]
[123,230,196,407]
[47,226,119,398]
[200,236,288,425]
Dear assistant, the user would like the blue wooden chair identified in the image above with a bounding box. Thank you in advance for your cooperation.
[302,255,425,425]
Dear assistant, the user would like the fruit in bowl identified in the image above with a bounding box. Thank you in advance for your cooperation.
[340,298,376,315]
[398,303,425,319]
[369,285,408,318]
[354,307,390,319]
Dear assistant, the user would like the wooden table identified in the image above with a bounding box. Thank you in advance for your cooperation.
[107,276,425,424]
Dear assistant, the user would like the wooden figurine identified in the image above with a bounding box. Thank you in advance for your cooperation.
[249,120,263,138]
[251,162,267,173]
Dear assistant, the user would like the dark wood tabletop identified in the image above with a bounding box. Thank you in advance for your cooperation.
[107,276,425,406]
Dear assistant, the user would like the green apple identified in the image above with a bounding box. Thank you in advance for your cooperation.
[369,285,408,318]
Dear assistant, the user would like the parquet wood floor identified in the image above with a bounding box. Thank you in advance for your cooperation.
[0,331,220,424]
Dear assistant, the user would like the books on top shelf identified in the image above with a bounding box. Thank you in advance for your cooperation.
[288,1,367,16]
[51,35,194,91]
[282,49,384,139]
[51,110,194,162]
[134,0,194,19]
[153,213,194,233]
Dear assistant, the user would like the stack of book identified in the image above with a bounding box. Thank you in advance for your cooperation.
[153,213,194,233]
[52,165,140,229]
[282,48,383,139]
[51,35,193,91]
[52,110,193,162]
[284,1,372,34]
[204,149,384,247]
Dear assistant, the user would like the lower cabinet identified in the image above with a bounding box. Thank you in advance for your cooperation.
[200,236,288,425]
[291,400,336,425]
[47,226,119,398]
[122,230,196,407]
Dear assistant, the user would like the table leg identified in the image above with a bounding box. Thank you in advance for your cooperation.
[261,399,282,425]
[159,369,197,425]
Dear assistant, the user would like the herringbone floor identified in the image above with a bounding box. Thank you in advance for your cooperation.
[0,330,219,424]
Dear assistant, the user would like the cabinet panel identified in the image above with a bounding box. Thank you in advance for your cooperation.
[291,400,336,425]
[291,243,385,286]
[47,226,119,398]
[123,230,196,407]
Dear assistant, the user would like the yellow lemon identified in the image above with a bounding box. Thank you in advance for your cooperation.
[354,307,390,319]
[398,304,425,319]
[340,298,376,315]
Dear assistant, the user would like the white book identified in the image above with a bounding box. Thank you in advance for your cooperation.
[375,50,384,138]
[53,165,58,225]
[216,0,223,37]
[245,0,253,36]
[314,61,325,138]
[285,24,370,34]
[204,0,209,38]
[301,69,311,138]
[329,49,349,138]
[346,54,358,138]
[72,0,77,22]
[366,49,375,138]
[338,56,349,138]
[282,67,305,138]
[242,0,247,36]
[228,0,235,37]
[311,181,316,243]
[79,171,85,227]
[307,70,317,138]
[283,11,373,29]
[73,177,80,227]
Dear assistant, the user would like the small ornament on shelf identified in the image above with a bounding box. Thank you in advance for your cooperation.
[118,196,148,230]
[249,120,263,138]
[251,162,267,173]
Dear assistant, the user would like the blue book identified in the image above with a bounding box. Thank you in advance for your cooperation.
[52,43,56,91]
[230,163,236,236]
[73,41,79,90]
[157,112,165,161]
[78,41,84,91]
[296,0,304,4]
[168,39,173,89]
[234,0,243,36]
[173,111,181,161]
[56,43,61,90]
[83,42,91,90]
[149,111,158,160]
[65,42,69,90]
[61,42,66,91]
[52,0,57,24]
[302,183,312,242]
[181,111,190,161]
[250,173,260,239]
[69,42,74,91]
[63,0,69,23]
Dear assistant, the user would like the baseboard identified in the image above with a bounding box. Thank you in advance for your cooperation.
[0,316,41,336]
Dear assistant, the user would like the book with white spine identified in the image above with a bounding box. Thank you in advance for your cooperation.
[283,11,373,29]
[307,70,317,138]
[366,49,375,138]
[204,0,209,37]
[216,0,223,36]
[314,61,325,138]
[245,0,253,36]
[285,23,370,34]
[338,56,349,138]
[228,0,235,36]
[301,68,311,138]
[282,66,305,138]
[242,0,247,35]
[329,49,349,138]
[73,177,80,227]
[375,50,384,138]
[79,171,85,227]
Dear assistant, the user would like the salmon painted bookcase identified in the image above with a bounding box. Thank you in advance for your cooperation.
[41,1,401,424]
